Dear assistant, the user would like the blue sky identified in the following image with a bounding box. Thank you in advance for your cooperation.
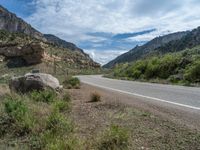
[1,0,200,64]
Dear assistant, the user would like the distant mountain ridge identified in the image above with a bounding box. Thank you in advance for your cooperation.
[44,34,85,53]
[155,27,200,54]
[104,31,189,68]
[0,5,89,55]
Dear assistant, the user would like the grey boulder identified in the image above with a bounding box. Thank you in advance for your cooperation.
[9,73,62,93]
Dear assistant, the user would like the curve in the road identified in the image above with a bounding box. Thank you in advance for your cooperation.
[77,75,200,111]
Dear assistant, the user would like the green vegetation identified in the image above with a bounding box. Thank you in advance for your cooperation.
[53,100,71,112]
[63,77,81,89]
[30,89,57,103]
[97,125,129,150]
[0,90,77,149]
[4,95,35,135]
[110,46,200,86]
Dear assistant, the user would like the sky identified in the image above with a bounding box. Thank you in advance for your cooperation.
[1,0,200,64]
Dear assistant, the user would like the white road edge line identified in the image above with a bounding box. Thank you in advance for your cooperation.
[81,80,200,111]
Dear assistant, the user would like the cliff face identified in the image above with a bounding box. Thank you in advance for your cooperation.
[0,5,45,41]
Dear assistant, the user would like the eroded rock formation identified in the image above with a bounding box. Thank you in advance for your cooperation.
[0,42,44,66]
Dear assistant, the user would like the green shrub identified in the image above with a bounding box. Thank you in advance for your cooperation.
[126,60,147,79]
[53,100,70,112]
[5,97,27,121]
[97,125,129,150]
[43,135,80,150]
[39,130,80,150]
[63,77,80,89]
[4,95,34,134]
[184,61,200,83]
[90,92,101,102]
[30,90,57,103]
[46,111,74,135]
[144,57,160,79]
[157,54,180,79]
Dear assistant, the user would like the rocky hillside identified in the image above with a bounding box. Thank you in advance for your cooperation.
[155,27,200,54]
[0,5,45,41]
[0,5,100,69]
[0,30,100,68]
[103,31,190,68]
[44,34,84,53]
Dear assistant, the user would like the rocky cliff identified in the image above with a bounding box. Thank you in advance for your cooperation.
[0,5,100,69]
[0,5,45,41]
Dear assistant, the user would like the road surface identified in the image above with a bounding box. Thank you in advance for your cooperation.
[77,75,200,111]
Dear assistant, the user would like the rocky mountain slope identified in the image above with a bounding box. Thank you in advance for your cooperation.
[155,27,200,54]
[44,34,84,53]
[0,5,45,41]
[0,5,99,69]
[104,30,191,68]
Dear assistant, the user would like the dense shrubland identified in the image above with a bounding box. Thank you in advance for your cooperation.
[110,46,200,85]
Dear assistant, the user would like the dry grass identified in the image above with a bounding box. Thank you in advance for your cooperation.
[70,84,200,150]
[89,92,101,102]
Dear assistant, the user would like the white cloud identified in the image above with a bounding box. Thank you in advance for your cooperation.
[84,49,127,65]
[25,0,200,64]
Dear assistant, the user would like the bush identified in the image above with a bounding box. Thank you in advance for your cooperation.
[184,61,200,83]
[30,90,57,103]
[4,95,34,135]
[90,92,101,102]
[126,60,147,79]
[97,125,129,150]
[42,134,80,150]
[4,97,27,121]
[157,54,180,79]
[53,100,70,112]
[46,111,74,135]
[144,57,160,79]
[63,77,80,89]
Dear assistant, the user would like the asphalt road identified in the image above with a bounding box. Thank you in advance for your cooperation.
[77,75,200,111]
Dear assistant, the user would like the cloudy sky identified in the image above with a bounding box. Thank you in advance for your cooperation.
[1,0,200,64]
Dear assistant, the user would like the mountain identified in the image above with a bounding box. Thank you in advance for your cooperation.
[104,31,189,68]
[44,34,84,53]
[154,27,200,54]
[0,5,92,57]
[0,5,45,41]
[0,5,99,68]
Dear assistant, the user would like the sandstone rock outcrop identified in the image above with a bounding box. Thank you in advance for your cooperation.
[0,42,44,65]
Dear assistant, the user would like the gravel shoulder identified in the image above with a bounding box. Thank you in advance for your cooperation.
[74,83,200,130]
[69,83,200,149]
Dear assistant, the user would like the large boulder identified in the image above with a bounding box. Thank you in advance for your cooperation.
[9,73,62,93]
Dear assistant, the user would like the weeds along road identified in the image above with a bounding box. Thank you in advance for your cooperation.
[77,75,200,112]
